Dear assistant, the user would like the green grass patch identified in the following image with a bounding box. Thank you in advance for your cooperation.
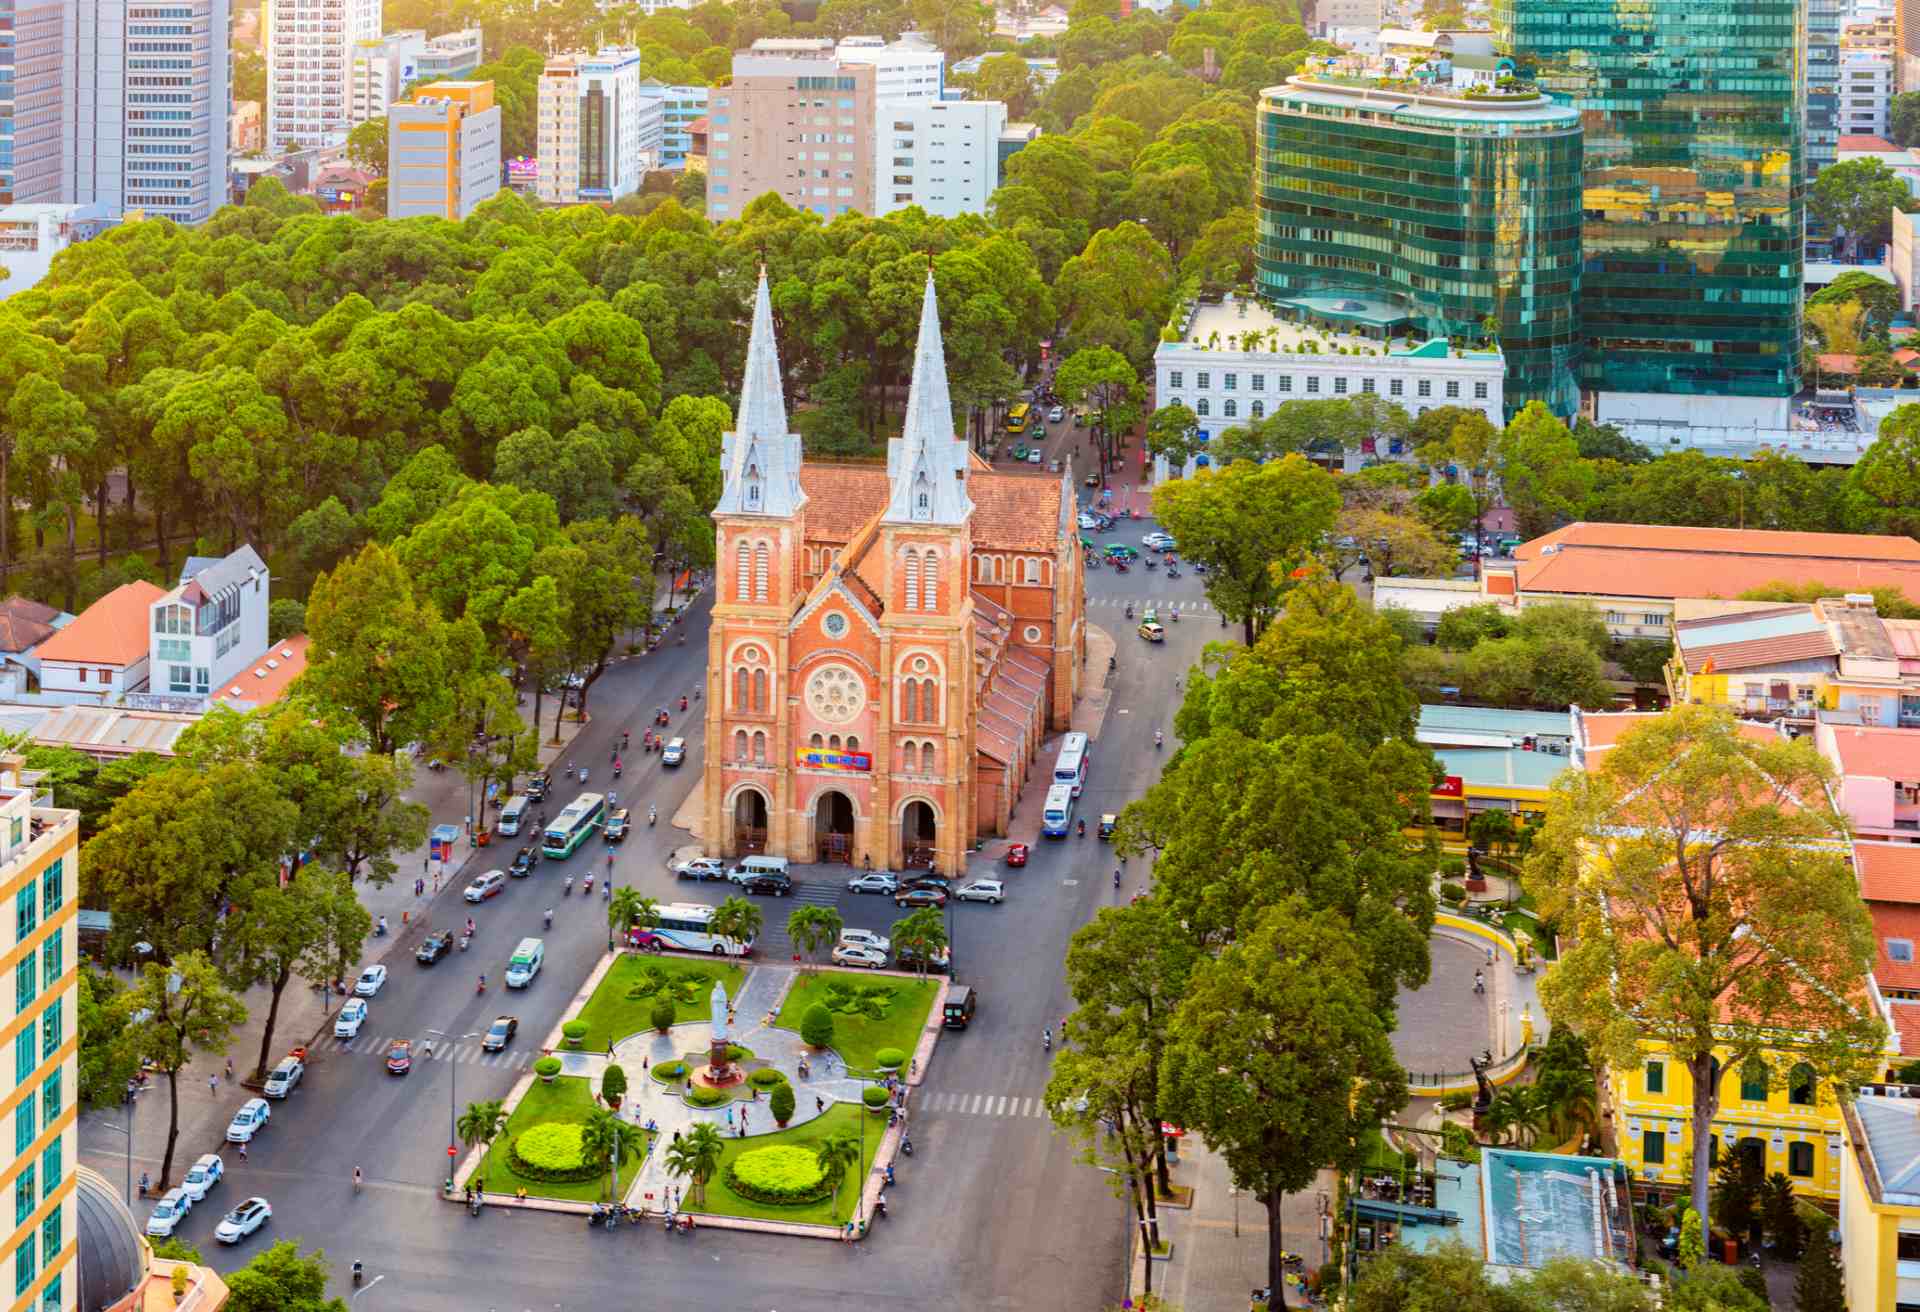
[690,1104,882,1225]
[573,954,745,1052]
[478,1077,653,1203]
[773,970,936,1075]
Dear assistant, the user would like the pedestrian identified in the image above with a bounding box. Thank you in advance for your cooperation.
[726,1106,734,1129]
[672,1129,681,1144]
[815,1095,825,1114]
[1473,970,1485,995]
[225,1057,234,1079]
[643,1053,650,1072]
[742,1108,749,1127]
[237,1141,247,1162]
[607,1039,615,1057]
[208,1074,217,1096]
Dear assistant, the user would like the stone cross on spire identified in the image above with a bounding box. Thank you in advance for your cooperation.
[884,268,974,526]
[714,266,805,519]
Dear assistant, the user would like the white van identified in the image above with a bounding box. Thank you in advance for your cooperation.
[505,937,545,989]
[729,854,791,885]
[498,795,529,837]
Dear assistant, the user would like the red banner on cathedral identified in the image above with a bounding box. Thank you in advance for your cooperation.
[796,749,873,772]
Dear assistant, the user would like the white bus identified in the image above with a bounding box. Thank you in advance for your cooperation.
[632,901,757,957]
[1041,783,1076,838]
[1053,732,1090,797]
[543,792,606,858]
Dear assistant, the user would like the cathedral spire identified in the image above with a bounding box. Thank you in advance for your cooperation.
[884,269,973,526]
[715,267,805,519]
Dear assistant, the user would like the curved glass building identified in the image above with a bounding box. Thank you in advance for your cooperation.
[1255,77,1584,419]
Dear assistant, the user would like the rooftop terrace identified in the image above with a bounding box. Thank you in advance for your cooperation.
[1165,295,1500,360]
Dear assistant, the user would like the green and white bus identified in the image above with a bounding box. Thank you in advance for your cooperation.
[543,792,605,858]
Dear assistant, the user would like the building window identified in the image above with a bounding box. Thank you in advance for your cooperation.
[13,1165,31,1226]
[1788,1141,1815,1177]
[39,1206,56,1269]
[15,952,34,1014]
[1474,381,1489,399]
[15,1029,32,1089]
[14,1234,32,1298]
[40,999,60,1061]
[751,669,767,714]
[1739,1057,1768,1102]
[14,1102,32,1155]
[1278,376,1292,393]
[1789,1062,1816,1106]
[12,887,30,945]
[40,861,60,917]
[1168,371,1183,389]
[924,551,939,610]
[1251,401,1265,419]
[733,668,749,711]
[1251,375,1265,392]
[1390,379,1403,396]
[751,732,767,765]
[1223,400,1237,418]
[1417,380,1432,398]
[1223,373,1237,391]
[1645,1060,1664,1095]
[735,542,750,601]
[1642,1128,1665,1164]
[1892,939,1915,963]
[752,543,770,602]
[1445,380,1460,398]
[904,550,920,610]
[1362,378,1376,393]
[1196,399,1209,417]
[1195,372,1210,391]
[40,1068,58,1124]
[1305,377,1320,394]
[733,730,748,761]
[35,1141,52,1203]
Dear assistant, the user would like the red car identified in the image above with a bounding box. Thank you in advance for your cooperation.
[385,1040,412,1076]
[1004,843,1028,867]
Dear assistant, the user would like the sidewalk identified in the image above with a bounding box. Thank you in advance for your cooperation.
[1139,1142,1336,1311]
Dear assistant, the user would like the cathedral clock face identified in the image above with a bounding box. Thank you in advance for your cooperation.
[823,611,849,639]
[806,665,865,723]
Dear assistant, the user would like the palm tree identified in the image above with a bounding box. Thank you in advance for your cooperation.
[457,1099,508,1154]
[709,895,762,953]
[890,908,948,979]
[608,888,656,944]
[580,1106,646,1201]
[814,1131,863,1219]
[786,906,844,972]
[665,1122,725,1204]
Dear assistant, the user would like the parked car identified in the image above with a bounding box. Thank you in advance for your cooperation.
[894,885,948,909]
[225,1099,271,1143]
[354,965,388,996]
[333,999,367,1038]
[1105,544,1139,560]
[831,944,888,969]
[1143,531,1176,551]
[955,879,1005,904]
[662,737,686,766]
[464,871,506,902]
[839,927,892,954]
[1077,513,1103,531]
[1027,448,1043,464]
[416,931,453,964]
[386,1040,413,1075]
[482,1016,519,1052]
[894,941,952,973]
[146,1189,193,1238]
[743,871,793,897]
[903,873,954,893]
[846,871,899,895]
[180,1154,224,1203]
[214,1197,272,1244]
[262,1056,304,1099]
[675,857,729,881]
[605,808,631,842]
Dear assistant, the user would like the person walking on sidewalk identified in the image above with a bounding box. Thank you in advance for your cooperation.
[208,1074,217,1097]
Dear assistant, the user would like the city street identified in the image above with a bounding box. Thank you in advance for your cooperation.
[82,505,1216,1312]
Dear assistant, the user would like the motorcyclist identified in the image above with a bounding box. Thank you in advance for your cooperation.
[1155,730,1163,748]
[544,907,554,929]
[1114,868,1121,888]
[477,974,486,992]
[648,805,658,826]
[1042,1027,1052,1051]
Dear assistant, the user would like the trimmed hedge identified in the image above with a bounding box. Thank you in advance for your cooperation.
[507,1124,602,1184]
[769,1081,796,1124]
[1439,882,1466,904]
[685,1084,731,1107]
[727,1044,750,1061]
[562,1019,589,1045]
[534,1056,562,1078]
[724,1145,832,1205]
[653,1060,688,1081]
[651,998,676,1032]
[800,1002,835,1048]
[862,1086,890,1109]
[748,1067,787,1089]
[874,1047,907,1071]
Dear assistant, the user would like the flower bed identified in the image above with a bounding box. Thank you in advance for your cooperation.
[506,1123,602,1184]
[723,1145,832,1206]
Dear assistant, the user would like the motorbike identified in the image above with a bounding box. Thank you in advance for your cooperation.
[1167,567,1181,579]
[655,710,669,727]
[902,1135,914,1157]
[374,917,388,937]
[1143,558,1157,571]
[1124,604,1133,619]
[563,876,574,897]
[613,758,623,778]
[1113,561,1129,574]
[476,976,486,994]
[468,1194,482,1216]
[352,1262,364,1288]
[1076,818,1086,838]
[583,873,595,896]
[648,807,658,827]
[679,695,688,712]
[458,933,471,952]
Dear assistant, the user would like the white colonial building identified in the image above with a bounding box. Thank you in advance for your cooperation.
[1152,295,1504,479]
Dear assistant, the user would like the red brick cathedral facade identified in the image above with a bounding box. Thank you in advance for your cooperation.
[701,271,1086,874]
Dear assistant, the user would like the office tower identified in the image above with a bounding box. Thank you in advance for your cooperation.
[875,98,1006,218]
[710,40,876,221]
[265,0,380,154]
[536,48,656,205]
[1812,0,1842,169]
[0,1,14,204]
[632,80,709,169]
[1254,78,1583,418]
[387,80,499,220]
[1496,0,1805,426]
[415,27,482,82]
[1842,50,1896,137]
[834,34,944,101]
[348,30,426,128]
[1900,0,1920,88]
[12,0,229,225]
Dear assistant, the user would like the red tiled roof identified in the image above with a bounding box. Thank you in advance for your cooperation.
[1817,353,1861,374]
[1873,902,1920,990]
[1517,548,1920,604]
[1517,523,1920,563]
[1840,134,1900,151]
[1859,841,1920,903]
[1826,727,1920,780]
[1891,1001,1920,1056]
[35,581,165,666]
[796,463,1064,555]
[1578,710,1779,755]
[0,596,60,654]
[211,635,310,709]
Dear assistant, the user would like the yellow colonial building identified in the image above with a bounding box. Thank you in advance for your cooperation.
[1839,1088,1920,1311]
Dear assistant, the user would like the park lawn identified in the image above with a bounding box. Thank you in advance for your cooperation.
[572,954,746,1052]
[774,970,937,1075]
[691,1103,885,1225]
[478,1076,654,1203]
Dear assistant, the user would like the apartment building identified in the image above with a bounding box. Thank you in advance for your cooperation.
[835,34,944,102]
[265,0,381,154]
[874,95,1003,218]
[148,547,270,701]
[388,80,500,220]
[632,80,708,168]
[348,30,425,127]
[0,203,113,300]
[1845,49,1898,139]
[709,40,876,222]
[414,27,482,82]
[536,48,658,205]
[10,0,230,226]
[0,763,79,1312]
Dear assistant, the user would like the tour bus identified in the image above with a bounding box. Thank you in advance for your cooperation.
[1041,783,1075,838]
[542,792,606,859]
[1005,402,1032,435]
[1053,732,1090,798]
[633,902,757,957]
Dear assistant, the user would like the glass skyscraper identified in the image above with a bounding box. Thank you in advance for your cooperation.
[1255,78,1584,418]
[1495,0,1805,412]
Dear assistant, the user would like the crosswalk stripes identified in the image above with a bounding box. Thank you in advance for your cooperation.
[312,1034,531,1069]
[789,884,841,907]
[1087,596,1213,612]
[917,1090,1049,1118]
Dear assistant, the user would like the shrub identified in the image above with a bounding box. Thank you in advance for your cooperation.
[862,1086,890,1109]
[1437,1090,1473,1112]
[800,1002,835,1048]
[1439,882,1466,904]
[874,1047,907,1071]
[1439,857,1467,878]
[724,1145,831,1205]
[769,1081,796,1123]
[685,1084,730,1107]
[507,1124,602,1183]
[562,1020,589,1045]
[653,1060,688,1081]
[727,1043,749,1061]
[651,998,676,1033]
[748,1067,787,1089]
[601,1064,627,1103]
[533,1056,562,1079]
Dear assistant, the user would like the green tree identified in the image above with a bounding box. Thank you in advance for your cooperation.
[1811,156,1918,255]
[708,895,762,953]
[457,1099,508,1153]
[1794,1216,1846,1312]
[665,1122,725,1203]
[579,1105,646,1201]
[117,952,247,1190]
[1895,91,1920,147]
[221,1241,348,1312]
[298,543,455,756]
[1677,1206,1706,1270]
[1144,403,1201,468]
[344,117,388,177]
[609,888,657,945]
[1711,1151,1762,1245]
[1152,454,1340,644]
[1416,410,1501,561]
[1053,345,1144,482]
[785,905,841,973]
[889,907,948,979]
[1616,638,1674,687]
[1810,269,1902,337]
[77,964,138,1108]
[1851,403,1920,538]
[800,1002,836,1049]
[813,1130,864,1220]
[1527,705,1887,1222]
[1162,897,1406,1303]
[1497,402,1595,540]
[1435,602,1511,651]
[971,52,1037,117]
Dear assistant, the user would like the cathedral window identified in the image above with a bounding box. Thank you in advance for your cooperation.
[752,543,770,602]
[904,550,920,611]
[899,679,920,723]
[919,680,938,723]
[734,730,749,761]
[921,742,936,773]
[736,542,751,601]
[923,551,939,609]
[810,733,824,749]
[847,736,859,752]
[752,731,767,764]
[752,669,768,713]
[734,667,750,710]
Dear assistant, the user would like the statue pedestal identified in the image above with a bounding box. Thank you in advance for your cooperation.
[705,1035,737,1086]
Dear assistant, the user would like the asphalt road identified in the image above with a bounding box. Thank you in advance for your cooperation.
[85,504,1217,1312]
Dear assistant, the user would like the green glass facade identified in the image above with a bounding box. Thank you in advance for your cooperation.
[1494,0,1805,403]
[1255,80,1584,419]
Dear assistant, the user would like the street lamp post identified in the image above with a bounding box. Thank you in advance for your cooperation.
[425,1029,480,1193]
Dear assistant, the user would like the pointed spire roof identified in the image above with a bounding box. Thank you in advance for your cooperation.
[884,269,973,526]
[714,268,805,519]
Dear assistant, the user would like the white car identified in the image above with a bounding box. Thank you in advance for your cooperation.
[1027,448,1043,464]
[225,1098,271,1143]
[354,964,388,996]
[463,871,506,902]
[831,944,889,969]
[180,1153,223,1203]
[675,857,728,881]
[956,879,1006,904]
[1077,513,1103,531]
[262,1055,303,1099]
[839,927,892,955]
[145,1188,193,1238]
[334,998,367,1038]
[214,1197,272,1244]
[1143,532,1176,551]
[1048,405,1066,423]
[846,871,899,895]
